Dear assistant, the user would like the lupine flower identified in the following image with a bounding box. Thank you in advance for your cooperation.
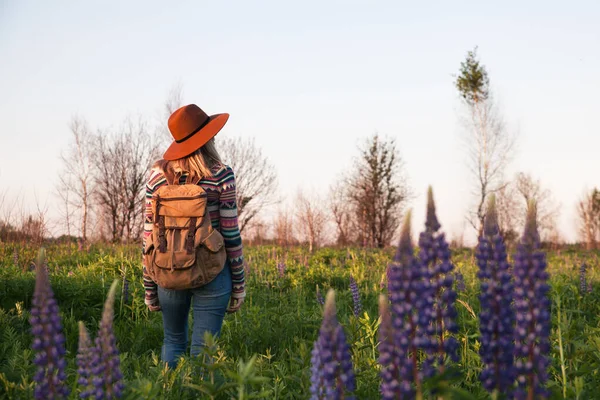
[454,272,465,292]
[418,187,458,375]
[90,280,125,399]
[378,294,411,398]
[384,211,434,398]
[77,322,95,398]
[277,261,286,278]
[310,289,356,400]
[579,263,588,295]
[316,285,325,306]
[13,247,19,267]
[349,275,362,317]
[29,248,70,400]
[588,281,593,293]
[513,201,551,400]
[476,195,515,395]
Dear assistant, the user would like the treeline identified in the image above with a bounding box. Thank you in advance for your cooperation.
[1,49,599,250]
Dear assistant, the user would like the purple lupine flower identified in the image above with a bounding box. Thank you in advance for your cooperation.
[385,211,433,398]
[316,285,325,306]
[588,281,593,293]
[13,247,19,267]
[513,202,551,400]
[349,275,362,317]
[77,322,95,399]
[310,289,356,400]
[378,294,411,398]
[579,263,588,295]
[418,188,458,375]
[455,272,465,292]
[277,261,286,278]
[90,280,125,399]
[29,248,70,400]
[476,195,515,395]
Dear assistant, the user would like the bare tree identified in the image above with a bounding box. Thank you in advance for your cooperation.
[19,193,50,244]
[346,133,410,248]
[514,172,560,241]
[218,136,278,232]
[494,183,520,243]
[57,116,95,242]
[577,188,600,249]
[55,177,74,238]
[273,207,295,247]
[164,81,184,117]
[455,47,516,234]
[294,189,328,252]
[157,81,185,145]
[244,219,268,245]
[0,191,21,242]
[329,179,355,246]
[94,116,160,242]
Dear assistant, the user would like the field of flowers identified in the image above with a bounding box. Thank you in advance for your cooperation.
[0,222,599,399]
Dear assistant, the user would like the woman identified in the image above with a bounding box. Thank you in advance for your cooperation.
[142,104,246,368]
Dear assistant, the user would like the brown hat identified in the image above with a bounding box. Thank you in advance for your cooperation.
[163,104,229,160]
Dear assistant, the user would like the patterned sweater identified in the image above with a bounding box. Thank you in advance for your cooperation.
[142,164,245,305]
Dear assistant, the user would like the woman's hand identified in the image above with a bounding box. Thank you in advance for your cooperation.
[227,291,246,314]
[148,303,162,312]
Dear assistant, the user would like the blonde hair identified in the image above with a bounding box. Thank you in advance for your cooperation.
[154,138,223,182]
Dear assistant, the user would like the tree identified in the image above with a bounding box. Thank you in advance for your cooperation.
[495,172,560,244]
[494,183,520,243]
[347,133,410,248]
[157,81,185,145]
[57,116,95,242]
[455,47,516,234]
[514,172,560,241]
[273,207,295,247]
[294,189,328,252]
[94,116,160,242]
[577,188,600,249]
[218,136,278,232]
[328,179,355,246]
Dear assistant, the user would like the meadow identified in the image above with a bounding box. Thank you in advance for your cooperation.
[0,241,599,399]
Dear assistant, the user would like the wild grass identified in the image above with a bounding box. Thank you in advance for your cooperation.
[0,243,599,399]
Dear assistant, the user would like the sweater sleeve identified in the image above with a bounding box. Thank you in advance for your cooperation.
[219,166,246,296]
[142,170,166,306]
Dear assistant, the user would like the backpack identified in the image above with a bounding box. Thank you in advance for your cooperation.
[143,172,227,290]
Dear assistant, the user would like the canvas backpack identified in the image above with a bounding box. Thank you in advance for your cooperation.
[143,173,227,290]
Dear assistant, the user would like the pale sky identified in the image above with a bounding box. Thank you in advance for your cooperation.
[1,0,598,244]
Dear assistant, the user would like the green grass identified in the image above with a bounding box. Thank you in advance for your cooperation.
[0,242,599,399]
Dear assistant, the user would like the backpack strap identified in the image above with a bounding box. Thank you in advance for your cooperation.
[155,194,167,253]
[185,217,197,253]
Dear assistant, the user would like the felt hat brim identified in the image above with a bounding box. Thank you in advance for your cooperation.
[163,113,229,160]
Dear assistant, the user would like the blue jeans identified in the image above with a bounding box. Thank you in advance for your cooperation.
[157,265,232,368]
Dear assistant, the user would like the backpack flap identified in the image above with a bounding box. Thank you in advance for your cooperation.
[152,185,207,219]
[151,185,208,271]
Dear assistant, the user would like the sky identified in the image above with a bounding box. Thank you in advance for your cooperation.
[0,0,599,244]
